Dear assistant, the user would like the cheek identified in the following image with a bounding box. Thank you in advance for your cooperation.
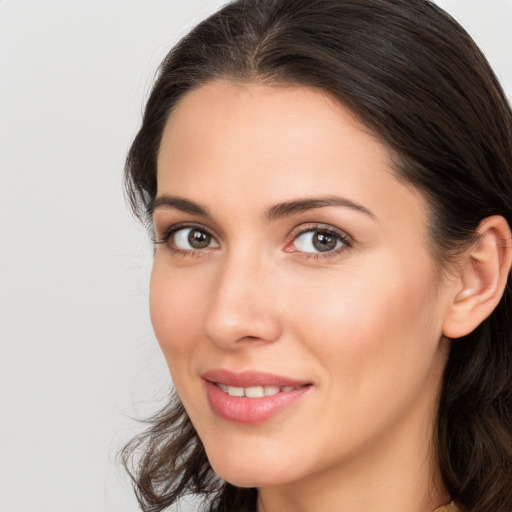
[279,261,445,459]
[286,256,442,398]
[149,262,205,364]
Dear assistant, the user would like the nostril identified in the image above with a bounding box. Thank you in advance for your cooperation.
[202,300,282,348]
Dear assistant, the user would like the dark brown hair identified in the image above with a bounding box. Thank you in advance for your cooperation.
[122,1,512,511]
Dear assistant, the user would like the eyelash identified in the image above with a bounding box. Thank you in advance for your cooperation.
[155,222,352,260]
[155,222,215,257]
[287,223,352,260]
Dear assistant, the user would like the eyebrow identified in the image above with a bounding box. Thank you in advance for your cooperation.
[148,195,212,217]
[149,194,374,220]
[264,195,375,221]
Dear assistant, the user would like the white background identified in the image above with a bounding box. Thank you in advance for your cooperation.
[0,1,511,511]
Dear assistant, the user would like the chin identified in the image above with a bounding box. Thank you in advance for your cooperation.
[204,438,299,488]
[215,471,265,489]
[211,464,283,489]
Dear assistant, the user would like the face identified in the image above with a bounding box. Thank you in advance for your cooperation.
[151,81,453,496]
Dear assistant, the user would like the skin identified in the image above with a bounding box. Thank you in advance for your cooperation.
[151,81,458,512]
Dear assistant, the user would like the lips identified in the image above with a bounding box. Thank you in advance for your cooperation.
[202,369,312,424]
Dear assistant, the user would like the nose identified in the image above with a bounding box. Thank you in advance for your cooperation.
[202,252,282,349]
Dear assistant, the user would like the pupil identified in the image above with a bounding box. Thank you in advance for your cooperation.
[188,229,210,249]
[313,232,336,252]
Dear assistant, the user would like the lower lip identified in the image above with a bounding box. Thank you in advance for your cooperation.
[205,381,310,424]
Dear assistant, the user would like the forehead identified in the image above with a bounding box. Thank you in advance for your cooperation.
[156,80,427,230]
[158,81,383,185]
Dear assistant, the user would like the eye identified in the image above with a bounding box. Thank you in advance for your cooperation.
[167,226,219,251]
[291,228,349,254]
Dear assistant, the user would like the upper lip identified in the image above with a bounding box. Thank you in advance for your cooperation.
[201,369,310,388]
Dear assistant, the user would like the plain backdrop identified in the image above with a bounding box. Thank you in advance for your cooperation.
[0,1,511,511]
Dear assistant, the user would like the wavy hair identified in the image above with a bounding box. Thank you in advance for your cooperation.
[122,1,512,511]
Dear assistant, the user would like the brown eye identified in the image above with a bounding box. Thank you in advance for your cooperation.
[189,229,211,248]
[293,229,345,254]
[312,232,338,252]
[173,227,218,250]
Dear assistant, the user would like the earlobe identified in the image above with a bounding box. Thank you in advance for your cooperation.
[443,216,512,339]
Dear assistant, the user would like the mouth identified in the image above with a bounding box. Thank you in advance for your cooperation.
[215,383,302,398]
[201,369,312,424]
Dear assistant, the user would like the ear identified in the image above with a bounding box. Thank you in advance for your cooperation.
[443,215,512,339]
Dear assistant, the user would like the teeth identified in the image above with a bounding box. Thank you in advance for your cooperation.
[245,386,265,398]
[217,384,296,397]
[264,385,280,396]
[227,386,245,397]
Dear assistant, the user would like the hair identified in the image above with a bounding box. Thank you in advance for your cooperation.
[121,1,512,511]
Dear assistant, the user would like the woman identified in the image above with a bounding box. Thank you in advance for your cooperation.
[122,1,512,511]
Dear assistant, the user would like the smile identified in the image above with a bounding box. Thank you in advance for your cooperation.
[216,383,299,397]
[202,369,312,424]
